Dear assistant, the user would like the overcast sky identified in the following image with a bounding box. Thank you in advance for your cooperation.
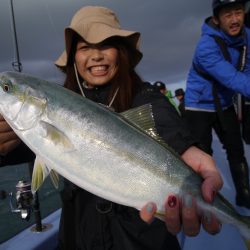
[0,0,212,91]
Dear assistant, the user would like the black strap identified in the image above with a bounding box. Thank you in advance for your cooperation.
[193,35,247,131]
[213,35,232,61]
[212,36,231,120]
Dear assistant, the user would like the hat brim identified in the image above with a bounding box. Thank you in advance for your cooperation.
[55,23,142,69]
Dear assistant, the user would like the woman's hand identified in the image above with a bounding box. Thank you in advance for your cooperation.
[0,115,21,156]
[140,146,223,236]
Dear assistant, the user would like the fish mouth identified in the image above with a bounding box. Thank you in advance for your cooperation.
[11,87,47,131]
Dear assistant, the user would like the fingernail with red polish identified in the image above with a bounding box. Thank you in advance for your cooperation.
[168,195,177,208]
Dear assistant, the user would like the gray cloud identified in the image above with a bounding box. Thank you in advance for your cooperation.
[1,0,212,88]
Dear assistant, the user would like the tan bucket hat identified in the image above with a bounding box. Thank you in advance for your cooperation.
[55,6,142,69]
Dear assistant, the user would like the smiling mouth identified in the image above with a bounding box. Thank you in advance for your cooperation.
[230,24,240,30]
[89,65,109,76]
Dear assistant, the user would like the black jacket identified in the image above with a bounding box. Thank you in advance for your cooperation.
[1,82,197,250]
[58,83,196,250]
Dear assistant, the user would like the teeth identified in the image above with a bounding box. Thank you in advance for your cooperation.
[90,66,107,72]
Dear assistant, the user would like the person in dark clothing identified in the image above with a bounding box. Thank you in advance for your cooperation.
[185,0,250,209]
[153,81,168,95]
[0,6,222,250]
[153,81,180,114]
[174,88,185,116]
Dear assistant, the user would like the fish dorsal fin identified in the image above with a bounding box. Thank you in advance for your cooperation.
[120,104,182,159]
[121,104,166,146]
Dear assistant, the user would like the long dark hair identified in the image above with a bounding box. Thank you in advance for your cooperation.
[63,34,143,112]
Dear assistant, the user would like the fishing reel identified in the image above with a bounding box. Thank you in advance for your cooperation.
[9,180,52,232]
[9,180,34,220]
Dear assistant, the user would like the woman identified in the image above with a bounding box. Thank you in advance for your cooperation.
[0,6,222,250]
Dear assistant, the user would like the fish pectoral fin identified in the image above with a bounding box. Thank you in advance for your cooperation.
[39,121,75,151]
[49,169,60,189]
[31,157,50,193]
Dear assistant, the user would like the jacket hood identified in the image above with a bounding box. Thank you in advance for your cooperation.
[202,17,246,48]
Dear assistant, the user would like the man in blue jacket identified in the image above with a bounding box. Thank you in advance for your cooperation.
[185,0,250,208]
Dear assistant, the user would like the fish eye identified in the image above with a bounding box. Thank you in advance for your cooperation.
[3,84,11,92]
[1,80,13,93]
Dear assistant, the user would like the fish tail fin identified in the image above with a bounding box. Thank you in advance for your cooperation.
[244,239,250,250]
[239,215,250,250]
[31,156,50,193]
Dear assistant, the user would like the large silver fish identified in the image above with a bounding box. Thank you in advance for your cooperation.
[0,71,250,248]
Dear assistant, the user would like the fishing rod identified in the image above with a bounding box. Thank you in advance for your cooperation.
[10,0,22,72]
[8,0,45,233]
[0,0,18,203]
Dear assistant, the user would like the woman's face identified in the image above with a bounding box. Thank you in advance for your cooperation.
[75,40,119,88]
